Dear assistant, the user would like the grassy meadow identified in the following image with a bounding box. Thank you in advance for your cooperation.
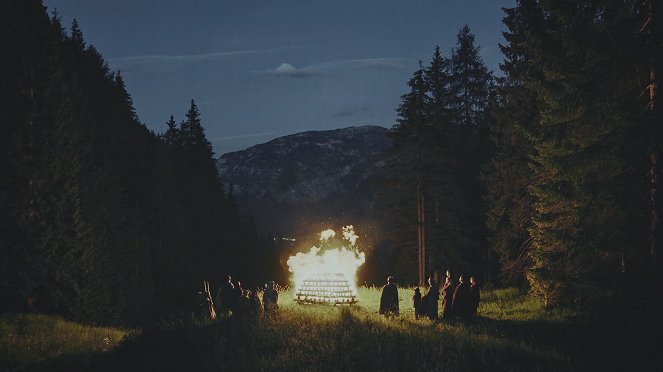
[1,286,639,371]
[0,313,128,370]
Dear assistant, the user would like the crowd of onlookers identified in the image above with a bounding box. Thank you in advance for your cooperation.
[198,276,279,320]
[379,270,480,320]
[200,271,479,321]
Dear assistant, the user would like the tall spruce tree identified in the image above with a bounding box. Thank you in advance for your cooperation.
[449,25,494,278]
[380,64,429,283]
[484,2,539,285]
[522,0,645,306]
[450,25,493,129]
[422,47,470,277]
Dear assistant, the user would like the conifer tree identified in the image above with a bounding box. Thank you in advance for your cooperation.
[380,64,428,283]
[181,99,215,164]
[422,47,470,276]
[163,115,180,148]
[449,25,494,278]
[450,25,493,130]
[522,0,644,306]
[484,1,539,285]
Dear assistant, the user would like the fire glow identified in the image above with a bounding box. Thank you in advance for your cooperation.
[287,226,365,304]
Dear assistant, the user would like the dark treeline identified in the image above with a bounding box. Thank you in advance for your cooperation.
[0,1,276,325]
[381,0,663,311]
[379,26,494,286]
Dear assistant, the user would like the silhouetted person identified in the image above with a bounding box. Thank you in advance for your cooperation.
[470,276,480,317]
[440,274,455,320]
[215,275,235,316]
[412,287,423,319]
[263,280,279,316]
[452,275,472,320]
[379,276,399,316]
[197,290,208,320]
[248,289,262,317]
[425,277,439,320]
[232,280,244,314]
[446,270,457,287]
[236,288,254,319]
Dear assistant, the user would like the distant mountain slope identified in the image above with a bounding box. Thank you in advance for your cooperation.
[216,126,390,236]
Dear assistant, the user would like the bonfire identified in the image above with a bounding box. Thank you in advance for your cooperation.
[287,226,365,304]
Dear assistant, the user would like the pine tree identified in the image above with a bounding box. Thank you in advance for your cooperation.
[181,99,215,164]
[523,0,645,306]
[483,1,539,285]
[449,25,494,279]
[162,115,180,148]
[422,47,470,277]
[69,19,84,50]
[380,64,429,284]
[450,25,493,130]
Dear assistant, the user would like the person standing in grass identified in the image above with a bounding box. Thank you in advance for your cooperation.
[232,281,244,315]
[263,280,279,316]
[413,287,423,319]
[425,277,439,320]
[216,275,235,316]
[379,276,399,316]
[440,272,455,320]
[249,288,263,317]
[452,275,472,320]
[470,276,480,317]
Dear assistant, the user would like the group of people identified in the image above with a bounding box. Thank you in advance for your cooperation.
[379,270,480,321]
[206,275,279,319]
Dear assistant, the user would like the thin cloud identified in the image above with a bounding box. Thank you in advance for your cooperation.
[313,57,407,71]
[263,63,328,78]
[110,46,303,67]
[257,57,406,78]
[361,58,406,70]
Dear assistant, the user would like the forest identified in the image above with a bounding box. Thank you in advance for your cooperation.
[1,0,662,348]
[380,0,663,313]
[0,0,278,326]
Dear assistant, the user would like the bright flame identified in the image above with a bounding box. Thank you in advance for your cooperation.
[287,226,365,301]
[319,229,336,241]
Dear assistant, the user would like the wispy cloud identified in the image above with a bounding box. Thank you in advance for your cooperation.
[109,46,302,67]
[258,57,407,79]
[360,58,407,71]
[210,132,275,141]
[313,57,407,71]
[262,63,329,78]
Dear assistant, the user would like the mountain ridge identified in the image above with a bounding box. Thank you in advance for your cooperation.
[216,125,390,235]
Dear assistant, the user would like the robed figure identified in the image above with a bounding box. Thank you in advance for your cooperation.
[441,275,455,320]
[216,275,235,316]
[424,277,439,320]
[452,275,472,320]
[263,280,279,316]
[470,276,480,317]
[413,287,424,319]
[379,276,399,316]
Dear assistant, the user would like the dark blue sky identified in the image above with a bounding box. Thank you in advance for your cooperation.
[43,0,513,155]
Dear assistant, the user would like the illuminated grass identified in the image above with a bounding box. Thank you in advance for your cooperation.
[112,286,579,371]
[1,288,584,371]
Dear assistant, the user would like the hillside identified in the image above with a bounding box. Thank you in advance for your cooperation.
[216,126,390,237]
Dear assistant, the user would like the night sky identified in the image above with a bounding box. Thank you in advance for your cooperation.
[42,0,513,155]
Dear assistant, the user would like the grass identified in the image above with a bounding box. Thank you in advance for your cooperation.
[0,313,128,370]
[0,287,606,371]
